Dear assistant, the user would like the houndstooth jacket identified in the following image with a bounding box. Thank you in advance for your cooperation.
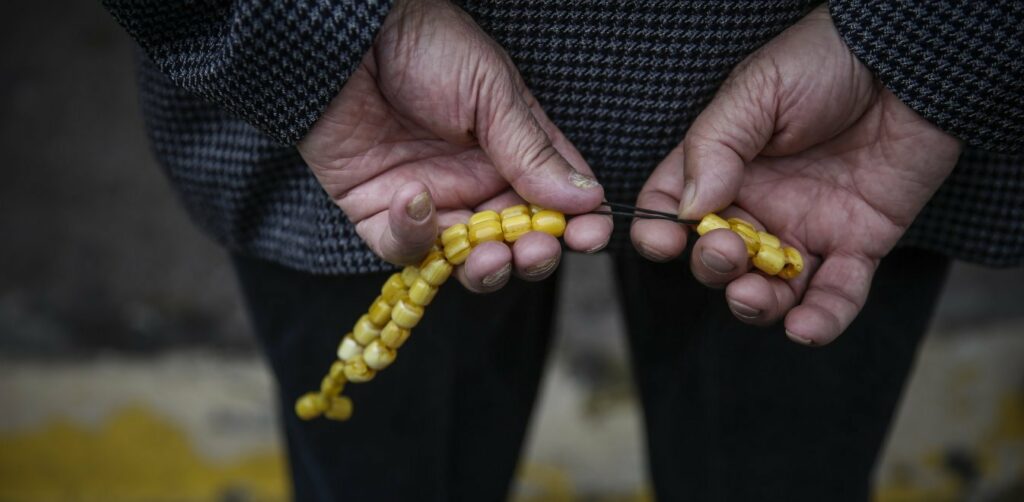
[105,0,1024,274]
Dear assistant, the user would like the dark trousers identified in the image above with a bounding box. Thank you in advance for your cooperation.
[232,247,950,502]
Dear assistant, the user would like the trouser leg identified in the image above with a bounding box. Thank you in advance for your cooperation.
[613,247,950,502]
[231,255,559,501]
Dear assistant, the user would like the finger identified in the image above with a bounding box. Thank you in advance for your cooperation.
[678,58,778,221]
[689,228,751,288]
[784,253,876,346]
[689,204,766,287]
[724,273,799,326]
[524,87,592,176]
[478,188,612,255]
[631,147,688,261]
[454,241,513,293]
[564,213,613,253]
[475,70,603,214]
[511,231,562,281]
[359,182,439,265]
[476,190,527,213]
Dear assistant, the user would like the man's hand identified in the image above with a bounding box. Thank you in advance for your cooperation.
[631,6,962,345]
[298,0,611,292]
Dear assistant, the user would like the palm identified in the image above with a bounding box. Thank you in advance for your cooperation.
[632,5,962,343]
[298,4,517,230]
[738,89,960,280]
[307,53,511,227]
[297,0,607,281]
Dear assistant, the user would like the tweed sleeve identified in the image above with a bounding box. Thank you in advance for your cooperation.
[103,0,394,145]
[829,1,1024,153]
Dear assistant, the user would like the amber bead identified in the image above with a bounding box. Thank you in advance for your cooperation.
[420,255,453,286]
[380,321,411,349]
[353,314,382,345]
[696,213,730,236]
[727,217,755,229]
[778,247,804,280]
[324,396,354,421]
[344,355,376,383]
[443,236,472,265]
[753,245,786,275]
[500,205,530,219]
[757,231,781,249]
[468,219,503,245]
[408,277,438,306]
[337,334,363,361]
[469,210,500,226]
[363,340,398,370]
[501,213,532,242]
[320,375,343,396]
[295,392,327,420]
[367,296,393,326]
[328,360,347,382]
[531,210,566,238]
[441,223,468,246]
[391,298,424,329]
[418,249,445,268]
[381,273,407,305]
[729,220,760,257]
[400,266,420,288]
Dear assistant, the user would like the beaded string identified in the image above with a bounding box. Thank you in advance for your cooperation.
[295,204,804,421]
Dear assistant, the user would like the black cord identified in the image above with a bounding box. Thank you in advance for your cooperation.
[594,201,700,225]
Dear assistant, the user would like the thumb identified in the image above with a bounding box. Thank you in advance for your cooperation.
[474,67,603,214]
[678,58,779,220]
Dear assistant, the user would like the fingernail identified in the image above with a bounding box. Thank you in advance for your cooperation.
[481,263,512,288]
[406,192,432,221]
[637,242,670,262]
[786,330,815,346]
[569,171,599,189]
[728,299,760,319]
[680,180,697,215]
[700,248,735,274]
[525,257,559,278]
[585,241,608,254]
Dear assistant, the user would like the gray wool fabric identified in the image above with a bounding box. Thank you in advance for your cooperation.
[105,0,1024,274]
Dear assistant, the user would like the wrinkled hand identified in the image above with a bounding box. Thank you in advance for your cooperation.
[631,5,962,345]
[298,0,611,292]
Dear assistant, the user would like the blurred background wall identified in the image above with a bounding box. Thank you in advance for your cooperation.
[1,2,1022,501]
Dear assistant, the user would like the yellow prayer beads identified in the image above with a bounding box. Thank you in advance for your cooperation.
[408,278,438,306]
[696,213,730,235]
[531,210,566,238]
[752,245,785,275]
[337,334,362,361]
[728,218,761,257]
[343,355,375,383]
[779,247,804,280]
[441,224,472,264]
[352,315,381,345]
[367,297,393,325]
[324,396,353,421]
[380,321,411,349]
[420,255,452,286]
[298,205,804,423]
[295,392,327,420]
[468,210,503,245]
[696,213,804,279]
[381,273,407,304]
[363,340,397,370]
[296,204,568,422]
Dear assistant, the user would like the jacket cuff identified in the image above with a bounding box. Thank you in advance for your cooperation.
[830,0,1023,153]
[109,0,395,145]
